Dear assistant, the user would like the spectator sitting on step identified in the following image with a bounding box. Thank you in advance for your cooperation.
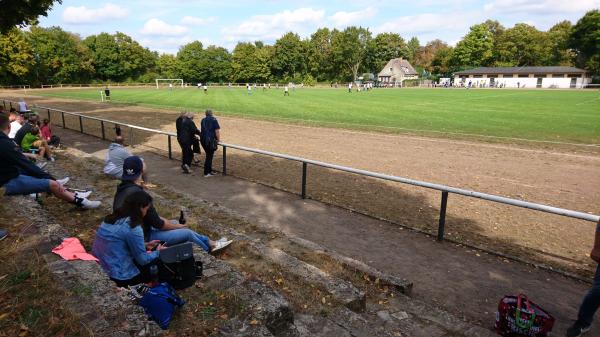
[0,114,100,209]
[17,98,30,114]
[7,111,22,139]
[103,136,150,185]
[92,190,165,287]
[21,126,54,161]
[40,118,60,147]
[14,115,39,148]
[113,156,232,253]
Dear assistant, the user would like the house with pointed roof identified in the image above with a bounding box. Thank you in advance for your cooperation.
[377,58,419,87]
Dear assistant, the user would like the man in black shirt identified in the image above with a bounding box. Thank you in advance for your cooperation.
[177,112,200,174]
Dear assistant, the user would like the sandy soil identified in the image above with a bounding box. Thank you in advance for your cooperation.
[4,93,600,276]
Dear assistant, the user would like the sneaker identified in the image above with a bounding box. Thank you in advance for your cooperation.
[182,164,191,174]
[210,171,218,175]
[204,173,215,178]
[0,229,7,241]
[80,198,101,209]
[56,177,69,186]
[36,162,48,170]
[217,237,229,243]
[211,240,232,253]
[567,320,591,337]
[75,190,92,199]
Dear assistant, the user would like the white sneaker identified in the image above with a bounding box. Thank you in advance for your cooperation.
[75,190,92,199]
[204,173,215,178]
[81,198,101,209]
[217,237,229,243]
[56,177,69,186]
[211,240,233,253]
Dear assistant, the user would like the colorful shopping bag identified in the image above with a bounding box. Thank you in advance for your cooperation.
[495,294,555,337]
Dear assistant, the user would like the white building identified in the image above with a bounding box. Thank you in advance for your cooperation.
[453,67,591,89]
[378,58,419,87]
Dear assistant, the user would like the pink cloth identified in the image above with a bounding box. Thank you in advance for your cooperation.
[52,237,99,261]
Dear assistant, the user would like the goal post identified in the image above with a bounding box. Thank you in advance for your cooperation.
[155,79,184,89]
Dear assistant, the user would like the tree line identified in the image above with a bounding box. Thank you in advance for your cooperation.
[0,10,598,86]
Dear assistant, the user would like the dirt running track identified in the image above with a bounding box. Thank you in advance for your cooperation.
[4,93,600,278]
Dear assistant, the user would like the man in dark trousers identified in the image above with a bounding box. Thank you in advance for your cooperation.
[177,112,200,174]
[567,219,600,337]
[200,109,220,177]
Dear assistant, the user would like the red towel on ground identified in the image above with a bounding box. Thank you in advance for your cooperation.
[52,237,99,261]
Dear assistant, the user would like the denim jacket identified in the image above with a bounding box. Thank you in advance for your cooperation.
[92,217,159,281]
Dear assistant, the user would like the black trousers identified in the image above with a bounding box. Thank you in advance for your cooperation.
[180,141,193,167]
[201,142,215,175]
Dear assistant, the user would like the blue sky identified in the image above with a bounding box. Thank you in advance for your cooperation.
[38,0,600,54]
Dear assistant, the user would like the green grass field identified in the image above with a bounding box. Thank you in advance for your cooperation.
[36,87,600,144]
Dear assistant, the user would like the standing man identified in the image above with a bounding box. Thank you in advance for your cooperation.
[567,219,600,337]
[203,84,208,94]
[200,109,220,177]
[177,112,200,174]
[284,85,289,96]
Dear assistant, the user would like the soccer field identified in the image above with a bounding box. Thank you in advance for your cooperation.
[36,87,600,144]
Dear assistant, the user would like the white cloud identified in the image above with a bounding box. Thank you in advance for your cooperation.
[328,7,377,28]
[484,0,600,15]
[140,18,189,36]
[374,12,473,36]
[62,3,129,24]
[222,7,325,43]
[181,16,217,25]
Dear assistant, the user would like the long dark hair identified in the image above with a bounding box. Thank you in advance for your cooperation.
[104,191,152,227]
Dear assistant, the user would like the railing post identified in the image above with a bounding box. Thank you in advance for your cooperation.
[9,102,13,109]
[301,162,307,199]
[2,100,6,109]
[437,191,449,241]
[101,121,105,140]
[167,135,172,159]
[47,109,51,122]
[79,115,83,133]
[222,146,227,176]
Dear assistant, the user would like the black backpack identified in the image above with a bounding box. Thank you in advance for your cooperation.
[158,242,201,290]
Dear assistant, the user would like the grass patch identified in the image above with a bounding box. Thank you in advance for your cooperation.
[36,87,600,144]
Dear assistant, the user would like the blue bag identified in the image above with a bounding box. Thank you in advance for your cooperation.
[138,282,185,329]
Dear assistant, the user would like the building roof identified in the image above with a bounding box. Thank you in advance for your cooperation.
[454,66,586,75]
[378,58,419,77]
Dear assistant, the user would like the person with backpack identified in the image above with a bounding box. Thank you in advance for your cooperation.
[113,156,232,252]
[92,190,165,287]
[567,219,600,337]
[200,109,220,177]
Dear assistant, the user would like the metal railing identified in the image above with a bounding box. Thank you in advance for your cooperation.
[3,99,598,243]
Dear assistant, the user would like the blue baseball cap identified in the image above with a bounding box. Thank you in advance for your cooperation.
[122,156,143,181]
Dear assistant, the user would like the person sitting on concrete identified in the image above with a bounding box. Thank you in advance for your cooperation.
[113,156,232,253]
[40,118,59,147]
[0,114,100,209]
[21,126,54,161]
[14,115,38,148]
[7,111,22,139]
[92,190,164,287]
[103,136,149,184]
[17,98,31,114]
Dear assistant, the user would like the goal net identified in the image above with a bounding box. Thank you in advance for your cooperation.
[156,79,184,89]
